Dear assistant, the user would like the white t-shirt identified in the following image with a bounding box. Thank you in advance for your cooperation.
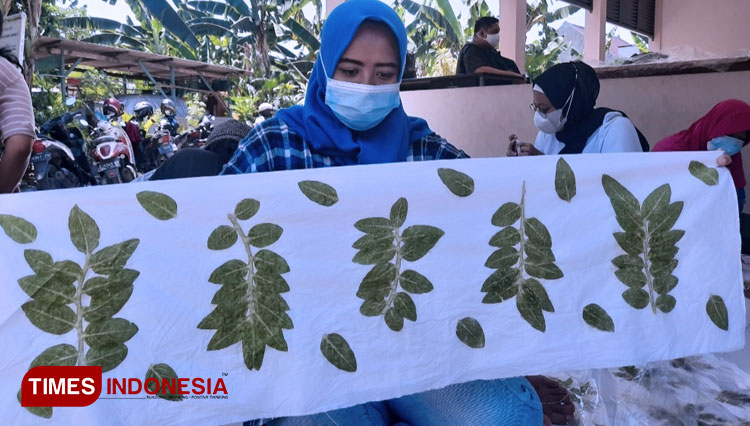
[534,111,642,155]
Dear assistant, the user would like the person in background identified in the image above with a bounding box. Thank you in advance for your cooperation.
[160,99,180,136]
[147,119,250,181]
[507,61,649,157]
[0,15,35,193]
[254,102,276,126]
[653,99,750,210]
[455,16,524,80]
[403,52,417,79]
[652,100,750,259]
[222,1,572,425]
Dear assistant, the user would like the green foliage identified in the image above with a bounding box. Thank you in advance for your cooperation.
[582,303,615,332]
[353,197,444,331]
[30,73,67,127]
[0,214,38,244]
[199,198,292,371]
[67,0,323,108]
[298,180,339,207]
[483,182,562,332]
[15,205,139,418]
[602,176,684,314]
[631,32,650,54]
[145,363,185,401]
[524,1,580,78]
[137,191,179,220]
[555,158,576,202]
[320,333,357,372]
[456,317,485,348]
[438,168,475,197]
[688,161,719,186]
[706,295,728,331]
[185,93,207,128]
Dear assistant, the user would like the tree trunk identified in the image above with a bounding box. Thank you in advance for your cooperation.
[22,0,42,88]
[256,7,270,78]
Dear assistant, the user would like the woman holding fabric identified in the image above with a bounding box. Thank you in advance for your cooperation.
[652,99,750,209]
[0,16,35,193]
[506,61,648,156]
[222,1,571,425]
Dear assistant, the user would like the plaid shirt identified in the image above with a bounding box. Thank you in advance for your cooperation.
[220,118,469,175]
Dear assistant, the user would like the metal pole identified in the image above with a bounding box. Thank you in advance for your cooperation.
[170,66,176,100]
[137,61,168,98]
[60,51,67,101]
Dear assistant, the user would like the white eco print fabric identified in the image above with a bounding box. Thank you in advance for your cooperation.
[0,151,745,426]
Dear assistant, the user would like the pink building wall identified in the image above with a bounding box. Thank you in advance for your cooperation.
[652,0,750,57]
[400,70,750,208]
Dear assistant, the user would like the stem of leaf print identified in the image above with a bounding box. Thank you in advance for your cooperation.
[640,225,657,314]
[228,214,256,319]
[517,182,527,289]
[382,228,404,315]
[75,256,90,366]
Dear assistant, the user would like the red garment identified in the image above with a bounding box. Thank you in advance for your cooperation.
[653,99,750,188]
[124,121,141,151]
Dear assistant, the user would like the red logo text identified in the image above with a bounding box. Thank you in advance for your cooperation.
[21,366,102,407]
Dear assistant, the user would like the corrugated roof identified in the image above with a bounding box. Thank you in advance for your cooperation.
[34,36,248,82]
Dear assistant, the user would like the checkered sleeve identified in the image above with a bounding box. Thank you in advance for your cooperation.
[408,133,470,161]
[220,119,288,174]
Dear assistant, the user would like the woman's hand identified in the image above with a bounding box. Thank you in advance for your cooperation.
[717,153,732,167]
[526,375,575,425]
[506,136,543,157]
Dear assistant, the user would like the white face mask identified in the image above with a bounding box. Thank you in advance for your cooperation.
[534,109,567,134]
[532,84,576,134]
[483,32,500,49]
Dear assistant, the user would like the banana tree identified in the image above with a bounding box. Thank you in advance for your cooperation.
[524,0,580,78]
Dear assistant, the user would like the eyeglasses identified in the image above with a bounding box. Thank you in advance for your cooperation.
[529,103,551,116]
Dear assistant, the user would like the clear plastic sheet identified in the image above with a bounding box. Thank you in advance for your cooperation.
[550,299,750,426]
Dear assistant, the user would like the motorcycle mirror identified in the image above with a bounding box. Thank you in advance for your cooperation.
[65,97,77,106]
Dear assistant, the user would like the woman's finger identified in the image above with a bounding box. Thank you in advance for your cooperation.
[717,154,732,167]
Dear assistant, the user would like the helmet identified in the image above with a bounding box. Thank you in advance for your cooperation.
[160,99,176,117]
[258,102,274,113]
[103,98,123,118]
[258,102,275,118]
[134,101,153,121]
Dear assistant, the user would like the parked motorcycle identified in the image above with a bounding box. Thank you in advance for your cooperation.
[142,118,179,169]
[31,106,96,190]
[175,114,214,150]
[90,120,138,184]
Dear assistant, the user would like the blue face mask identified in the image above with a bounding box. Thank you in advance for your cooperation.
[707,135,745,156]
[322,61,401,131]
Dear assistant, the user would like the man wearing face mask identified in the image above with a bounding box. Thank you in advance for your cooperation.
[455,16,525,80]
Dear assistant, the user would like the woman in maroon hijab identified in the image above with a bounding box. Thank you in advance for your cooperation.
[653,99,750,209]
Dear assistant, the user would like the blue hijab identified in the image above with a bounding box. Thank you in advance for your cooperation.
[275,0,433,165]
